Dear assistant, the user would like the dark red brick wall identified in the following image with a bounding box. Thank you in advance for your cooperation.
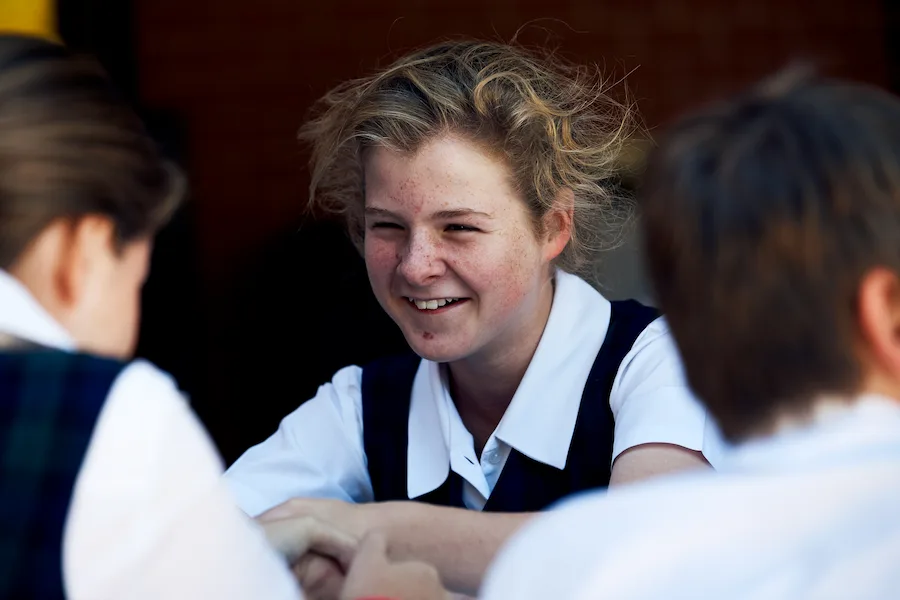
[137,0,887,285]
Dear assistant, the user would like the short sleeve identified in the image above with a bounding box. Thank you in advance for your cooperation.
[224,365,374,516]
[64,359,301,600]
[608,318,729,468]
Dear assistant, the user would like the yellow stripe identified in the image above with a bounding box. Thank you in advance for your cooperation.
[0,0,59,42]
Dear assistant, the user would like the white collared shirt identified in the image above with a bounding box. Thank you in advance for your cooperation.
[481,396,900,600]
[225,271,726,515]
[0,270,301,600]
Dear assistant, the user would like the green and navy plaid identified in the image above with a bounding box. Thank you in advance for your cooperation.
[0,347,125,599]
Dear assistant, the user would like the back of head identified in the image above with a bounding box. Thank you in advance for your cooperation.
[0,34,182,269]
[640,66,900,441]
[301,38,638,278]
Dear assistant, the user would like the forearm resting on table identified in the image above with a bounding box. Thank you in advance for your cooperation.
[373,502,534,596]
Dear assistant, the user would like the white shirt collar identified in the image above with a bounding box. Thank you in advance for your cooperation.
[407,361,452,498]
[0,269,75,351]
[725,394,900,472]
[496,270,612,467]
[406,270,612,498]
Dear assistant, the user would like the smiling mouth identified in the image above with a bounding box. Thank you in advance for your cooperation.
[404,297,468,312]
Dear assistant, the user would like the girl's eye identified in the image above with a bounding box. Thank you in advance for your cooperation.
[446,224,478,232]
[370,222,403,229]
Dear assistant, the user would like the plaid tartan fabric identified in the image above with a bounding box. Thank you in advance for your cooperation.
[0,349,125,599]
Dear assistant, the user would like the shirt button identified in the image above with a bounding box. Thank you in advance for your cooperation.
[486,450,502,465]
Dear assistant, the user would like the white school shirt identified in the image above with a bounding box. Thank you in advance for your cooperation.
[226,270,726,515]
[481,396,900,600]
[0,270,301,600]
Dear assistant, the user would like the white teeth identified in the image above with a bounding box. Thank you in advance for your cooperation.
[407,297,461,311]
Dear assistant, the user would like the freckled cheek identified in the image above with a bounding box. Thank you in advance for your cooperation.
[495,267,535,313]
[364,239,403,290]
[457,238,536,312]
[365,239,399,269]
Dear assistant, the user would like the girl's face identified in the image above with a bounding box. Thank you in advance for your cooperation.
[363,134,566,364]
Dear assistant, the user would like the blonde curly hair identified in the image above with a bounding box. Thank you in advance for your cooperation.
[300,38,640,277]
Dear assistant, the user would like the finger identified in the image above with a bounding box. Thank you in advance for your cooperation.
[350,530,389,572]
[260,517,317,560]
[294,553,345,600]
[304,520,359,570]
[342,555,446,600]
[262,516,358,567]
[257,498,308,522]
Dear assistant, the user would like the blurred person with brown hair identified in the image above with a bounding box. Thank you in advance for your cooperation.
[466,66,900,600]
[226,38,726,596]
[0,34,353,600]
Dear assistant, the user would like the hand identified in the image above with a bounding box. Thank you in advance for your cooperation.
[259,515,358,600]
[291,553,347,600]
[260,514,358,566]
[340,532,448,600]
[258,497,372,539]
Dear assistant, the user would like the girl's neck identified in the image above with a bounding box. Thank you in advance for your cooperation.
[448,276,555,454]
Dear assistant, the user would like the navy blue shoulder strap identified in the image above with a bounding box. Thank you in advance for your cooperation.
[481,299,660,511]
[361,353,421,502]
[563,299,662,486]
[586,299,661,400]
[361,299,661,508]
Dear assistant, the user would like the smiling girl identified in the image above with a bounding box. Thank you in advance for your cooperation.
[225,39,725,595]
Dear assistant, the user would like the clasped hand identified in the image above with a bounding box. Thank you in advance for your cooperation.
[258,498,450,600]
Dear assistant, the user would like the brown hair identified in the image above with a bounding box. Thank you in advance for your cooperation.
[0,35,183,268]
[300,38,639,278]
[640,66,900,441]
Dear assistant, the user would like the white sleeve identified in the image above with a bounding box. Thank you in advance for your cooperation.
[63,360,302,600]
[609,317,729,468]
[224,365,373,516]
